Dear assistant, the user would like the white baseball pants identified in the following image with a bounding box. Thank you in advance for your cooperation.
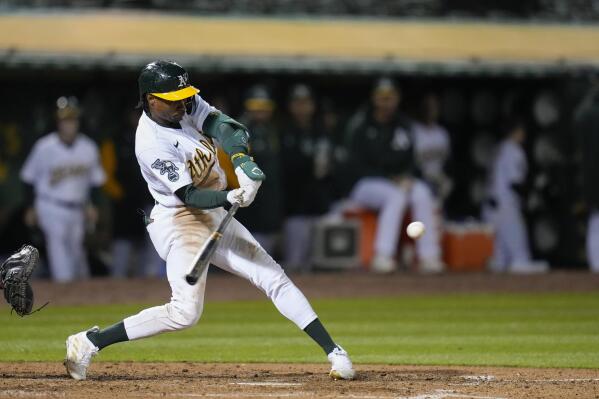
[587,211,599,273]
[35,200,89,282]
[123,205,318,340]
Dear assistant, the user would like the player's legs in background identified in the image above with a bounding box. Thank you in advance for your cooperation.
[282,215,314,272]
[111,239,133,278]
[350,177,407,272]
[212,215,354,379]
[482,203,509,272]
[409,180,443,272]
[499,203,530,264]
[586,210,599,272]
[491,231,510,272]
[495,201,547,273]
[68,209,90,279]
[36,202,78,282]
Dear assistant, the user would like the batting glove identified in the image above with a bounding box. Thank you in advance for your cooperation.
[231,154,266,182]
[235,166,262,203]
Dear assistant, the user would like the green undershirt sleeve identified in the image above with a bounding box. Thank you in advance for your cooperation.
[175,184,230,210]
[202,111,249,157]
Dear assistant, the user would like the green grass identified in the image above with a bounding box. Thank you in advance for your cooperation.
[1,292,598,368]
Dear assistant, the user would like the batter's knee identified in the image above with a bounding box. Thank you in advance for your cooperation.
[166,300,203,330]
[262,270,292,300]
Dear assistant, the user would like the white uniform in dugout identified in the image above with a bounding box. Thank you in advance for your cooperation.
[64,61,354,382]
[483,123,547,274]
[412,121,450,187]
[20,131,105,282]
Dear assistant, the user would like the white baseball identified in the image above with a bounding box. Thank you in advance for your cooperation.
[406,221,426,239]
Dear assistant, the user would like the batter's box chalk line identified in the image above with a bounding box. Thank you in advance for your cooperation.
[396,391,507,399]
[462,375,497,382]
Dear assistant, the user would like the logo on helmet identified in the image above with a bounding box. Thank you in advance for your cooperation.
[152,159,180,182]
[177,73,189,88]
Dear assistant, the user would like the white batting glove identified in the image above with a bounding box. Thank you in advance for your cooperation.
[235,166,262,206]
[235,166,262,191]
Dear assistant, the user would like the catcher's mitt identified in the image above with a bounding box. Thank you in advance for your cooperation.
[0,245,45,316]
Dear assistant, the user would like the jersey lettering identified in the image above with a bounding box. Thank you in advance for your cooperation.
[49,165,90,186]
[187,139,217,181]
[152,159,180,182]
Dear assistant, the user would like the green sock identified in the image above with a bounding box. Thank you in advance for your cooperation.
[303,318,337,355]
[86,321,129,350]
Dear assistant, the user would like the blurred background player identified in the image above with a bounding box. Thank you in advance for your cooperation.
[344,78,443,273]
[20,97,106,282]
[483,119,547,274]
[235,85,283,255]
[573,74,599,273]
[281,84,337,271]
[412,93,453,206]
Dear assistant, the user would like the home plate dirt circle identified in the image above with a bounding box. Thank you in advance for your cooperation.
[1,362,597,399]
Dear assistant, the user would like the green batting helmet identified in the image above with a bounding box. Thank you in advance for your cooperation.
[138,60,199,102]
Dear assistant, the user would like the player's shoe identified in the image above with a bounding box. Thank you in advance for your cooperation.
[509,261,549,274]
[370,255,397,273]
[65,326,99,380]
[328,346,355,380]
[419,257,445,274]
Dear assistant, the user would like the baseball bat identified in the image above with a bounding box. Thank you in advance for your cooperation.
[185,203,240,285]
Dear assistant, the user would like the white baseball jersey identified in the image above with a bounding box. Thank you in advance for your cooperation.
[412,121,450,182]
[489,139,527,205]
[135,94,227,207]
[20,132,106,203]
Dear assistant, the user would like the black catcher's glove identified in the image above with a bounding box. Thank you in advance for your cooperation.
[0,245,43,316]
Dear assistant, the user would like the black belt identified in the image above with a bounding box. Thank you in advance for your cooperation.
[39,194,84,210]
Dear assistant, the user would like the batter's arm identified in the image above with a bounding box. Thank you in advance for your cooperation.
[202,111,265,182]
[175,184,230,210]
[202,111,249,158]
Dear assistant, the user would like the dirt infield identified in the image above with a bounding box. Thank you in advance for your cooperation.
[3,272,599,398]
[1,362,598,399]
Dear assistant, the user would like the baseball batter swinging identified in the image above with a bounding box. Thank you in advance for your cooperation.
[64,60,355,381]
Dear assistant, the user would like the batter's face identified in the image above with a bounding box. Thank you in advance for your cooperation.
[147,94,188,126]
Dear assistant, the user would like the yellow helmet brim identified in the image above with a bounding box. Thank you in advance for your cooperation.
[151,85,199,101]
